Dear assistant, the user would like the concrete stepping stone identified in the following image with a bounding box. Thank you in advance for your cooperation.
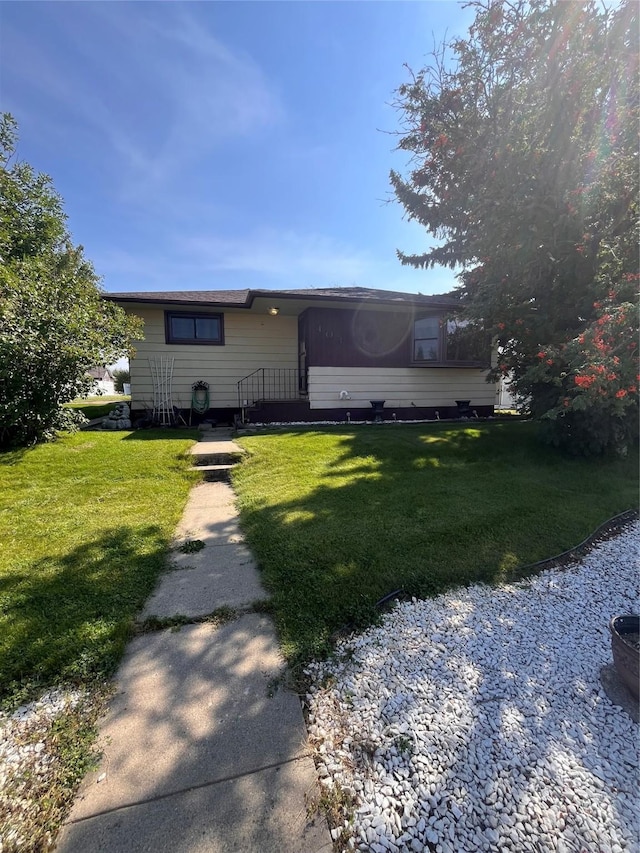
[173,482,239,540]
[189,463,236,482]
[142,539,265,618]
[142,481,265,619]
[57,616,329,852]
[57,761,330,852]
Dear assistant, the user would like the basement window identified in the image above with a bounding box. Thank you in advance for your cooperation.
[165,312,224,345]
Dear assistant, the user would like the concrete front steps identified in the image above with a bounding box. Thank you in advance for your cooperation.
[189,426,246,482]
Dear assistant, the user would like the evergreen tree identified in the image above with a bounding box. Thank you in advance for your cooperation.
[391,0,638,454]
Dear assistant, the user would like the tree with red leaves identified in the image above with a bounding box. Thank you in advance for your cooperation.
[392,0,638,455]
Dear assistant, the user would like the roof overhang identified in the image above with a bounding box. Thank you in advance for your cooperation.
[103,288,462,316]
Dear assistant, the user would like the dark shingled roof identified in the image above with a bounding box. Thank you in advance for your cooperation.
[104,286,461,308]
[255,287,459,305]
[104,289,251,305]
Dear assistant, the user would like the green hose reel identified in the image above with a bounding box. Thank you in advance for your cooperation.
[191,380,210,414]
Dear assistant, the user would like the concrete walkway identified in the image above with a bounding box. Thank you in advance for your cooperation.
[56,428,331,853]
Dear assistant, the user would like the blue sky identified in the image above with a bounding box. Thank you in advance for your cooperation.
[1,1,473,296]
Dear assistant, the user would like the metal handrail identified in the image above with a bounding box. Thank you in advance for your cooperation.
[237,368,301,409]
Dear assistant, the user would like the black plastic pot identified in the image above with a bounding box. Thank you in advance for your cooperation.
[610,615,639,700]
[370,400,385,423]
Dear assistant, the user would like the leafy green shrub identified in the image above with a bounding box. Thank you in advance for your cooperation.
[0,114,142,449]
[112,368,131,393]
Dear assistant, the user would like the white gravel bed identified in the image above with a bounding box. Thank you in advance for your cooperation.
[306,523,640,853]
[0,688,86,852]
[241,416,493,428]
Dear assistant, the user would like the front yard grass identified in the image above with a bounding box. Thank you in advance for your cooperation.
[233,421,638,667]
[63,395,132,420]
[65,395,131,405]
[1,429,198,850]
[0,429,198,709]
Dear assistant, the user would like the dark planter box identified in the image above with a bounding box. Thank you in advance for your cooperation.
[610,615,639,700]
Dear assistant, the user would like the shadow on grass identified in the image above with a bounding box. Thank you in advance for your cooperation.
[0,525,170,708]
[233,422,638,665]
[0,446,29,466]
[123,428,200,442]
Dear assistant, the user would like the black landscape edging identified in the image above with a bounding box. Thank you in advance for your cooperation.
[373,508,639,612]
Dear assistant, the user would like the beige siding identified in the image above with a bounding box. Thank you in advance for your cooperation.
[308,366,494,409]
[126,306,298,409]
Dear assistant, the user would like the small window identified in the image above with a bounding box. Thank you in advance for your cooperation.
[413,316,440,361]
[165,312,224,345]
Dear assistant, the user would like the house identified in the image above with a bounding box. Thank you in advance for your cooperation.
[104,287,495,424]
[86,366,115,395]
[496,374,519,411]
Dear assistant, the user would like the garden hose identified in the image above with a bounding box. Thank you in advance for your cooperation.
[191,389,210,414]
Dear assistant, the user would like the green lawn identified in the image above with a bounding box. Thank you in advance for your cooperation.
[63,395,132,420]
[66,395,131,405]
[233,422,638,666]
[0,429,198,708]
[0,420,635,849]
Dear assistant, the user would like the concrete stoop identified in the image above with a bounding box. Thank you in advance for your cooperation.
[189,430,246,483]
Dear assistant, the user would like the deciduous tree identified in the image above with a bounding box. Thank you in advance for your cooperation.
[0,114,143,448]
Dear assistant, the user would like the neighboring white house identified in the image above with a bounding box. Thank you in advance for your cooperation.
[86,367,116,395]
[495,374,529,411]
[104,286,497,425]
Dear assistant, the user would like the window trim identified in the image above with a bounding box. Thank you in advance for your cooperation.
[411,314,443,365]
[412,315,442,363]
[164,311,225,345]
[411,313,490,368]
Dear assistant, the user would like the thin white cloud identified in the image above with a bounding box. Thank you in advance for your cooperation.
[153,11,281,135]
[181,229,371,284]
[104,6,285,196]
[94,228,371,290]
[95,227,457,296]
[4,5,284,199]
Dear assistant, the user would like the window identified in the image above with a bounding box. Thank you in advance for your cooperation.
[445,319,491,364]
[165,312,224,345]
[412,314,491,366]
[413,316,440,361]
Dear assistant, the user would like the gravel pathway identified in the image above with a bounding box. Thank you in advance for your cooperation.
[306,523,640,853]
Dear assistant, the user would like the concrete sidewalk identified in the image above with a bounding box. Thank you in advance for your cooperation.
[56,429,331,853]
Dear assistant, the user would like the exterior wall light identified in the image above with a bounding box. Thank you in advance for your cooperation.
[268,306,279,315]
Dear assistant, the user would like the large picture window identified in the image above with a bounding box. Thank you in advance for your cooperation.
[165,312,224,345]
[412,315,491,365]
